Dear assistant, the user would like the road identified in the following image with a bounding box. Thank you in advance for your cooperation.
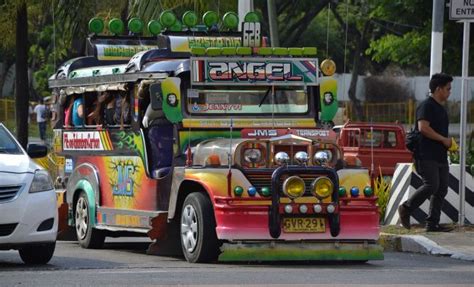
[0,238,473,286]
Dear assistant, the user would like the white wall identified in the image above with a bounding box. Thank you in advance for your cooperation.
[334,74,474,102]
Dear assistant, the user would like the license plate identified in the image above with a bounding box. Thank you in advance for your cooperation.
[282,217,325,233]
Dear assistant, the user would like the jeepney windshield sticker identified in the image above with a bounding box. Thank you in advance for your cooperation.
[96,44,157,60]
[63,131,104,150]
[170,36,241,52]
[187,88,308,114]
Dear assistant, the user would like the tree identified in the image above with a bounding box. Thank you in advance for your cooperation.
[15,1,29,148]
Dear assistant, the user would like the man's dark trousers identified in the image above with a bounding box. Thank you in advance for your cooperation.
[403,159,449,227]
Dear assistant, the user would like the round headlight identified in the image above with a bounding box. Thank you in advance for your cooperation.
[283,176,305,199]
[311,177,333,199]
[314,150,331,165]
[294,151,309,165]
[243,148,262,163]
[274,152,290,165]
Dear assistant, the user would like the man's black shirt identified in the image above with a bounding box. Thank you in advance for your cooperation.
[416,96,448,163]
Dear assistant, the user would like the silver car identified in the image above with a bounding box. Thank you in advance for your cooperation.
[0,123,57,264]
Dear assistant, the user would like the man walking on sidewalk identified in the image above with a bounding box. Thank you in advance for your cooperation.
[398,73,454,232]
[33,98,47,141]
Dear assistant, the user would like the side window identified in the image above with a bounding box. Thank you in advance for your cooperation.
[344,130,360,147]
[382,131,397,148]
[360,129,382,147]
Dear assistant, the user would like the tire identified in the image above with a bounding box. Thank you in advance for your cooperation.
[75,192,105,249]
[180,193,220,263]
[19,242,55,265]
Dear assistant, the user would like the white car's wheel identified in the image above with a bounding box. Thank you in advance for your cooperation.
[75,192,105,249]
[180,193,220,263]
[19,242,55,265]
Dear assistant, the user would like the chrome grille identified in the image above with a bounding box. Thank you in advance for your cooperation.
[0,185,22,202]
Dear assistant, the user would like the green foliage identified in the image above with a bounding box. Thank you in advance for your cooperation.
[366,31,430,68]
[374,168,391,224]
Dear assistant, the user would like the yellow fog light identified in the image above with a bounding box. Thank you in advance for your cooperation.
[311,177,333,199]
[283,176,305,199]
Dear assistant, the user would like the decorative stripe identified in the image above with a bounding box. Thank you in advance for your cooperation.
[385,164,474,225]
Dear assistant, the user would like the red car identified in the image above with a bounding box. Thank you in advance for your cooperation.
[337,122,413,177]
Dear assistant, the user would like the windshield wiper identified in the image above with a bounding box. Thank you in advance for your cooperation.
[258,87,272,107]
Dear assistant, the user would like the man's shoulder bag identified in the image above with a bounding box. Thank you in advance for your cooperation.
[405,128,421,153]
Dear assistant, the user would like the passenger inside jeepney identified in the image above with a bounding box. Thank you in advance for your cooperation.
[113,91,131,128]
[87,91,115,126]
[72,94,85,127]
[141,83,173,178]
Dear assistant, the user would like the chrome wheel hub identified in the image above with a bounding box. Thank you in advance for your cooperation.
[75,197,88,240]
[181,204,198,253]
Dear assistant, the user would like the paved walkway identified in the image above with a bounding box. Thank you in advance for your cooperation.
[380,225,474,261]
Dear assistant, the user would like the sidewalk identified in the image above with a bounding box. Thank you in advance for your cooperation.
[379,225,474,261]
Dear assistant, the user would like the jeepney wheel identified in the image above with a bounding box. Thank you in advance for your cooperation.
[329,213,340,237]
[180,192,220,263]
[75,192,105,249]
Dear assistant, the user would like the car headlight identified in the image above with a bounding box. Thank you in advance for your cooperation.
[314,150,332,165]
[274,152,290,165]
[283,176,305,199]
[294,151,309,165]
[243,148,262,163]
[29,170,54,193]
[311,177,333,199]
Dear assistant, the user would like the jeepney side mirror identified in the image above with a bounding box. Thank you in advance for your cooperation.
[149,83,163,111]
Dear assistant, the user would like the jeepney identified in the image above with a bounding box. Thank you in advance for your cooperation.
[48,12,382,263]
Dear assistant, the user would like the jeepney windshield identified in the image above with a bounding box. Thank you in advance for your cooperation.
[186,86,308,115]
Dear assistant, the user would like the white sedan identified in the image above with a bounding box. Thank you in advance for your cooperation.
[0,123,57,264]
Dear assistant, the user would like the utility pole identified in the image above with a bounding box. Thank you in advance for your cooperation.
[267,0,279,46]
[430,0,445,76]
[238,0,254,31]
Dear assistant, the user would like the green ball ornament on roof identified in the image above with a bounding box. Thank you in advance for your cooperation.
[202,11,218,28]
[160,10,176,28]
[222,12,239,30]
[108,18,124,35]
[182,11,198,28]
[128,18,144,34]
[88,17,104,34]
[147,20,162,35]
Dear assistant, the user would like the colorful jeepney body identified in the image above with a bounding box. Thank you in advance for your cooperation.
[49,29,382,262]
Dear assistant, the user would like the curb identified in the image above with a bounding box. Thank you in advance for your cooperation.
[379,233,474,262]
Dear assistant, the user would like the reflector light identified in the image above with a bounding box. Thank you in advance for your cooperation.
[363,186,374,197]
[248,186,257,196]
[261,187,271,197]
[350,186,360,197]
[338,186,347,197]
[299,204,308,214]
[284,204,293,214]
[234,186,244,196]
[327,204,335,214]
[313,204,322,213]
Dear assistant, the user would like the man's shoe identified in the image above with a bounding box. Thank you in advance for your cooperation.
[426,224,454,232]
[398,204,411,229]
